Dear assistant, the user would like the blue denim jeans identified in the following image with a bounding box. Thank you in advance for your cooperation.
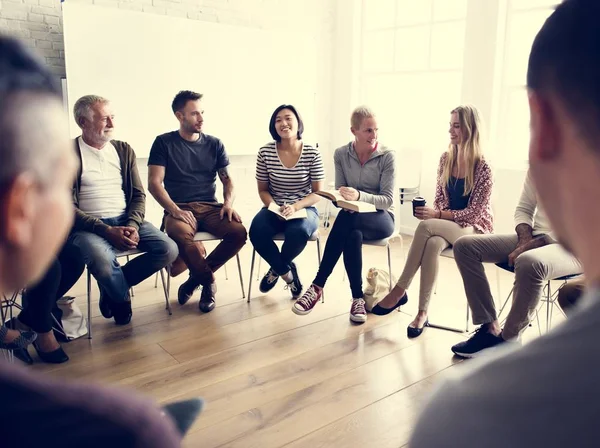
[249,206,319,275]
[68,216,178,302]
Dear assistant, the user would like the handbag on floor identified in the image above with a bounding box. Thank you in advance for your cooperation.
[52,296,88,341]
[364,268,396,312]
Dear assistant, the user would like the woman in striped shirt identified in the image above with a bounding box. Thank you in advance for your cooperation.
[249,104,325,298]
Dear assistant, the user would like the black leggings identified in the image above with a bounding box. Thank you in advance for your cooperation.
[314,210,395,298]
[19,244,85,333]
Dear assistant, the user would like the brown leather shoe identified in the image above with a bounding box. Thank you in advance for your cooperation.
[198,283,216,313]
[178,276,200,305]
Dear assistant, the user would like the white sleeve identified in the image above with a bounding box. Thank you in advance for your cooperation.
[514,171,538,230]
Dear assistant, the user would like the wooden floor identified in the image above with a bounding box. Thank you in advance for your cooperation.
[24,232,561,448]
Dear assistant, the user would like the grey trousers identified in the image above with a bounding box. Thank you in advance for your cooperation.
[397,219,474,310]
[453,234,582,339]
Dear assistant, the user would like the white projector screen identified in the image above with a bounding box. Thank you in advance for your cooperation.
[62,3,318,157]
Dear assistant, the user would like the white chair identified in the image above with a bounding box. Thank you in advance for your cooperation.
[162,231,246,304]
[428,247,471,333]
[86,248,170,340]
[362,232,400,291]
[247,231,322,301]
[495,262,582,335]
[396,186,420,261]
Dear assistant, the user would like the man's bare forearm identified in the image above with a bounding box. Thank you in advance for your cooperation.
[218,167,235,206]
[148,182,179,214]
[515,223,534,244]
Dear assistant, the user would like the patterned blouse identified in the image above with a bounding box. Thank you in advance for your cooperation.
[433,152,494,234]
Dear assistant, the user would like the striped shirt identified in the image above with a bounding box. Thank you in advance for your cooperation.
[256,142,325,206]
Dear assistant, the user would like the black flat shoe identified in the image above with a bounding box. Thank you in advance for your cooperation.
[33,343,69,364]
[407,320,429,338]
[371,293,409,315]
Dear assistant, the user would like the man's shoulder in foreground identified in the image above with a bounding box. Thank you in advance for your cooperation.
[409,289,600,448]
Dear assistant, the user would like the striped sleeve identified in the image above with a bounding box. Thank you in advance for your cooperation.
[256,148,269,182]
[310,148,325,181]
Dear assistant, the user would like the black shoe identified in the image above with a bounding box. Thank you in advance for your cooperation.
[112,298,132,325]
[33,342,69,364]
[13,348,34,365]
[199,283,216,313]
[371,293,409,315]
[99,287,114,319]
[407,319,429,338]
[178,277,200,305]
[259,267,279,294]
[287,262,303,299]
[451,325,505,358]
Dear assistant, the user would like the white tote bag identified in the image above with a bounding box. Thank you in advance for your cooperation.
[55,296,88,340]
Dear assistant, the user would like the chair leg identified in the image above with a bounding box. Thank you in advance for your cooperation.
[248,250,256,303]
[224,262,229,281]
[257,257,262,281]
[126,255,134,297]
[154,272,159,288]
[236,254,245,299]
[159,268,172,316]
[387,244,392,292]
[317,237,324,303]
[465,303,470,332]
[87,269,92,340]
[546,280,551,333]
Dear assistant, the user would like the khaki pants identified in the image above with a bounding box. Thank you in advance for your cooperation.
[165,202,247,286]
[453,234,582,339]
[397,219,474,310]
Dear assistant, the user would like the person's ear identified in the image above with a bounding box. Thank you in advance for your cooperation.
[0,173,37,248]
[350,127,357,137]
[175,111,183,122]
[528,90,561,162]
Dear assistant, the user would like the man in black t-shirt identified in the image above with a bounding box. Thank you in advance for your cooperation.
[148,90,247,312]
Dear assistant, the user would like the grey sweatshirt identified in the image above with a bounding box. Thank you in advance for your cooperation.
[333,142,396,212]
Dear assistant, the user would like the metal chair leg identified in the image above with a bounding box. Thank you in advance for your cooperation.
[126,255,134,297]
[546,280,551,334]
[317,237,324,303]
[224,262,229,280]
[257,257,262,281]
[154,272,159,288]
[248,250,256,303]
[87,269,92,340]
[159,268,172,316]
[236,253,245,299]
[387,244,392,292]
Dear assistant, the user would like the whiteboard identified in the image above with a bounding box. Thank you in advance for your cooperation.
[62,3,318,157]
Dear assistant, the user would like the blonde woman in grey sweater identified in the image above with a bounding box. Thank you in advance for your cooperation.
[292,106,396,324]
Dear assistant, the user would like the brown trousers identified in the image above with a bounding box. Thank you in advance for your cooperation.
[165,202,247,286]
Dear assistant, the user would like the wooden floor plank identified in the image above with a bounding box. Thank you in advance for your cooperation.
[182,332,464,448]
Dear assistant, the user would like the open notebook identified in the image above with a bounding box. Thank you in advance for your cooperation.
[315,190,376,213]
[268,202,308,220]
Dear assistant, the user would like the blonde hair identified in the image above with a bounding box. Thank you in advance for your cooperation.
[441,105,484,196]
[351,106,375,130]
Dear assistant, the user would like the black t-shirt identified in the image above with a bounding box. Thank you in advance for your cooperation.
[148,131,230,204]
[448,176,470,211]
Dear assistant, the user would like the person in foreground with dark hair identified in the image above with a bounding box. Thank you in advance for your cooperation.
[410,1,600,446]
[248,105,325,299]
[148,90,247,313]
[0,35,181,447]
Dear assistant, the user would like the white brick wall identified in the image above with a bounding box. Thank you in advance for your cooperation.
[0,0,335,78]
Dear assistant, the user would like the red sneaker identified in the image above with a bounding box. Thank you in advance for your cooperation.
[292,284,322,315]
[349,298,367,324]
